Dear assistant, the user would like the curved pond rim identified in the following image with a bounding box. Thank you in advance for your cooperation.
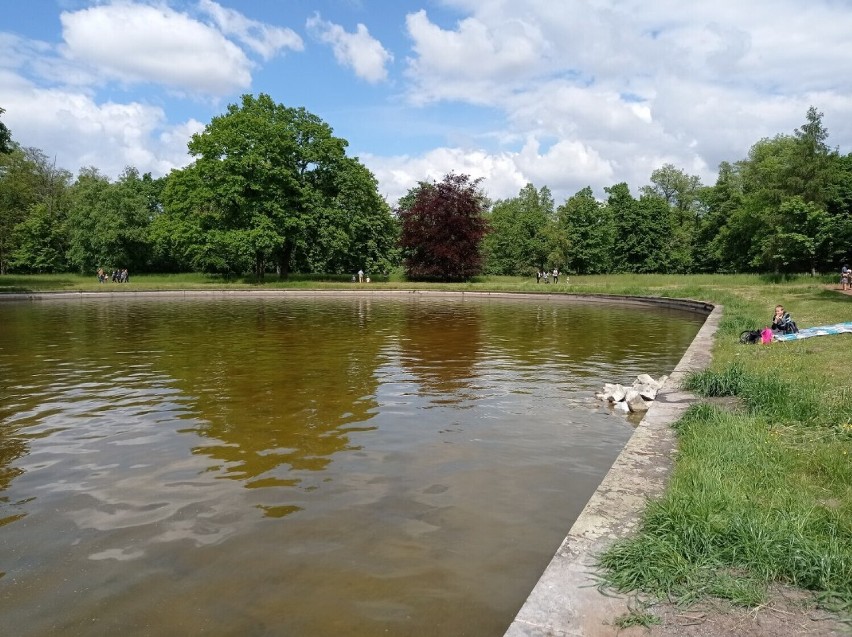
[0,288,714,316]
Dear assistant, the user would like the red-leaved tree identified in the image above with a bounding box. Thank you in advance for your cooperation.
[398,173,489,281]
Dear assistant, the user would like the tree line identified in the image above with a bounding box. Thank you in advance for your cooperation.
[1,98,850,280]
[485,107,852,277]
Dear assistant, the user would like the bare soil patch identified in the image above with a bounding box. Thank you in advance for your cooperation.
[616,585,850,637]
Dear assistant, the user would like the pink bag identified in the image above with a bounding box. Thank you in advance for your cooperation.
[761,328,773,344]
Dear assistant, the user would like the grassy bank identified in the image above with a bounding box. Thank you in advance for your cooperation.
[583,277,850,620]
[2,272,850,617]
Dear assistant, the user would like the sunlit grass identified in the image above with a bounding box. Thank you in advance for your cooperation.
[601,361,852,613]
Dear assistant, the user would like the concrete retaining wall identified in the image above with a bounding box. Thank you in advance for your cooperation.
[0,288,714,316]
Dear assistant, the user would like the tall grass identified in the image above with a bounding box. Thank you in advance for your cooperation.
[601,361,852,614]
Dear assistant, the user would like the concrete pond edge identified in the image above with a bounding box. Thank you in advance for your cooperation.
[0,288,713,316]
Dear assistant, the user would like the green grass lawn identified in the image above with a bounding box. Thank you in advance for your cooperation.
[2,272,851,616]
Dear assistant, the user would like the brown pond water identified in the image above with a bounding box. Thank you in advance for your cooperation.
[0,295,704,636]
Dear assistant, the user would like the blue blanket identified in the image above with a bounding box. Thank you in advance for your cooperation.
[774,321,852,341]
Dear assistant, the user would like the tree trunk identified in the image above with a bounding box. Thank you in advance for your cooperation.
[278,241,292,279]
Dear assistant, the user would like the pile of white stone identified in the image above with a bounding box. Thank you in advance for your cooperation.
[596,374,668,414]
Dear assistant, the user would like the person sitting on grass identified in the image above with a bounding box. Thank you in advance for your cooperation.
[771,304,799,334]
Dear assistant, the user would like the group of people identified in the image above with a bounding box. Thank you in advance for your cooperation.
[96,267,129,283]
[536,268,560,284]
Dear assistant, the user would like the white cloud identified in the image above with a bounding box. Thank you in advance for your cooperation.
[0,32,97,88]
[60,2,253,95]
[404,9,546,104]
[385,0,852,200]
[516,138,615,187]
[1,1,311,179]
[4,0,852,210]
[198,0,303,60]
[362,137,636,207]
[1,76,199,177]
[362,147,527,205]
[306,13,393,83]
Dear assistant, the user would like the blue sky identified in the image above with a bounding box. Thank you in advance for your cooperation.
[3,1,852,205]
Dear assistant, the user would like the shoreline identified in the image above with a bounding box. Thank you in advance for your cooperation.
[0,288,713,315]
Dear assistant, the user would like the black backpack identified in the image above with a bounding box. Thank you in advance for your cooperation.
[740,329,763,344]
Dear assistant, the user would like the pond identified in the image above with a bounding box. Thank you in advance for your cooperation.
[0,294,705,636]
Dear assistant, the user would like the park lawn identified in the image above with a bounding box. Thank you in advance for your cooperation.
[590,278,851,619]
[2,272,850,615]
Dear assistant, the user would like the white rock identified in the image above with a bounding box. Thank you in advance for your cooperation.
[610,384,627,402]
[613,401,630,413]
[636,384,658,401]
[626,393,649,412]
[635,373,667,391]
[635,373,657,387]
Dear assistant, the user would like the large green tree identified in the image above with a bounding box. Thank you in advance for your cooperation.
[153,162,214,273]
[398,173,489,281]
[641,164,703,272]
[693,161,744,273]
[10,151,72,273]
[711,107,842,273]
[294,157,399,275]
[788,106,837,207]
[164,93,395,277]
[0,147,64,274]
[753,196,832,273]
[608,182,673,273]
[631,194,675,273]
[556,186,613,274]
[0,107,12,155]
[67,167,155,274]
[606,182,637,272]
[827,152,852,263]
[642,163,703,224]
[484,183,553,275]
